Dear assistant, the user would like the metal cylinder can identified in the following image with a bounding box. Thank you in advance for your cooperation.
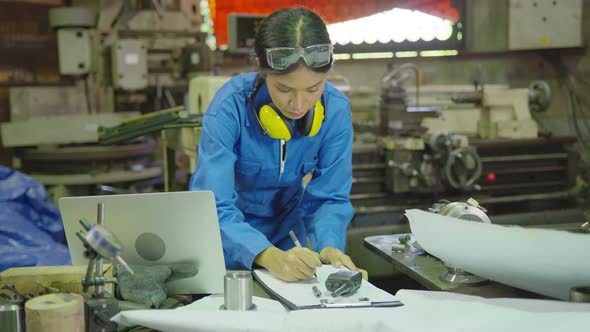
[0,302,25,332]
[221,271,255,311]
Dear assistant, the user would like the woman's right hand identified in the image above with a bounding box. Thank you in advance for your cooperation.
[254,246,321,282]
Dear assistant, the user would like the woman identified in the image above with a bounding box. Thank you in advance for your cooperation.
[190,7,366,282]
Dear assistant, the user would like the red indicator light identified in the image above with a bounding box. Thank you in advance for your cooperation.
[486,172,496,183]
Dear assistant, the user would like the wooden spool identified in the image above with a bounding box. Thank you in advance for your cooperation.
[25,293,84,332]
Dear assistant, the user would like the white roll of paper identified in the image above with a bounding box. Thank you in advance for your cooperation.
[406,209,590,300]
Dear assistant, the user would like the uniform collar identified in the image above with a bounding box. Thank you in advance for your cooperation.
[251,79,271,110]
[246,75,272,128]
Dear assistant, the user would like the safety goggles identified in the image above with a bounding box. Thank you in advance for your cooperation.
[265,44,333,71]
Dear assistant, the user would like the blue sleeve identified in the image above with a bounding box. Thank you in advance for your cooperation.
[301,97,354,253]
[189,97,272,270]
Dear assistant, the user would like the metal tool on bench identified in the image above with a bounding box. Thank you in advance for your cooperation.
[298,297,404,309]
[325,270,362,297]
[220,271,256,311]
[298,270,405,309]
[76,202,134,332]
[429,199,490,286]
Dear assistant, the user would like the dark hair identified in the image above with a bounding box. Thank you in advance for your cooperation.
[254,7,333,74]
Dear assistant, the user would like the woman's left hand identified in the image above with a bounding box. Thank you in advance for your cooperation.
[319,247,368,280]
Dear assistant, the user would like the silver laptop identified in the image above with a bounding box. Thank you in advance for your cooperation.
[59,190,225,294]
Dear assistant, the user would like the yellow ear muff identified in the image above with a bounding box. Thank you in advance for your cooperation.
[259,104,293,140]
[307,101,325,137]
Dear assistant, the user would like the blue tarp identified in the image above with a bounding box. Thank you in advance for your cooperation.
[0,166,71,271]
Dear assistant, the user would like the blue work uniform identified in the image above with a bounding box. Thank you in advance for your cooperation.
[189,72,354,270]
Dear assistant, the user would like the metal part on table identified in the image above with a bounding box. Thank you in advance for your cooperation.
[365,233,530,297]
[391,243,407,252]
[309,298,404,309]
[0,302,24,332]
[221,271,256,311]
[364,209,585,296]
[440,265,488,286]
[364,233,454,291]
[429,199,491,285]
[365,234,487,290]
[398,234,411,244]
[325,270,362,297]
[312,285,322,298]
[430,198,491,224]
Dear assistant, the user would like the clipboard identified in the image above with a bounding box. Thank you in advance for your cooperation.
[253,265,403,310]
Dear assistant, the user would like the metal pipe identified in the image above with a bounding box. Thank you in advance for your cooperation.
[479,153,568,162]
[83,257,95,293]
[95,257,103,296]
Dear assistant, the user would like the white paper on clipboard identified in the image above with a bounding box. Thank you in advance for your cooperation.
[253,265,397,309]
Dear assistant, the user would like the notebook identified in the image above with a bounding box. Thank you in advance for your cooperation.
[253,265,400,310]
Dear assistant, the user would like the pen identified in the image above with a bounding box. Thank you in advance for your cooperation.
[288,230,318,279]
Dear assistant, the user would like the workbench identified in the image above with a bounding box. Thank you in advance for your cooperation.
[363,233,533,298]
[363,208,586,299]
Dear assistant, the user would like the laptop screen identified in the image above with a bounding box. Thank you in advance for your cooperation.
[59,190,225,294]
